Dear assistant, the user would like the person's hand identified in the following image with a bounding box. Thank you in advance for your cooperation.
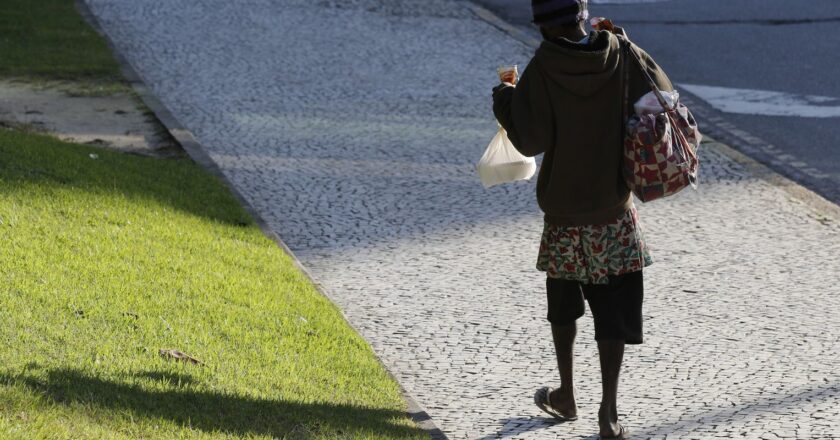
[499,71,517,85]
[493,82,514,94]
[613,26,627,38]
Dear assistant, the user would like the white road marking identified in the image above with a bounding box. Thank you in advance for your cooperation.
[680,84,840,118]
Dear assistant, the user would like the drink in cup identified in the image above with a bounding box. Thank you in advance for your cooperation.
[497,65,518,85]
[590,17,615,32]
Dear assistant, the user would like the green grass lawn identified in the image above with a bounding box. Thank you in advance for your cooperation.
[0,2,425,437]
[0,0,126,94]
[0,130,427,439]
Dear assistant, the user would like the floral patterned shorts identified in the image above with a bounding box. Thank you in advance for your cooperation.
[537,207,653,285]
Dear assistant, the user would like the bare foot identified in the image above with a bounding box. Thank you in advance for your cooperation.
[549,387,578,419]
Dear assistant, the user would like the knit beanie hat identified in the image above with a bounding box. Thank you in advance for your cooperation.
[532,0,589,26]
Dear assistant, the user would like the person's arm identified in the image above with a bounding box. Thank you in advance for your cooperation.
[628,43,674,102]
[492,83,516,132]
[490,61,554,157]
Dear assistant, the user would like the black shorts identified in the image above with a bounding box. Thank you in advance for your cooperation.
[545,271,644,345]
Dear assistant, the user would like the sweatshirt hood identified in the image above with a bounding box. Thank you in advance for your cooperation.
[534,30,620,97]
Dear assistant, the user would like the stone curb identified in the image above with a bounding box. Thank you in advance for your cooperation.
[464,0,840,223]
[74,1,448,438]
[704,140,840,221]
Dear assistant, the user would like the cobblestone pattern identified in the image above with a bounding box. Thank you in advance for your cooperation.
[85,0,840,438]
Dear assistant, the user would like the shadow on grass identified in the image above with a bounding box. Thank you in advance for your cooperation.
[1,368,425,439]
[133,370,199,386]
[0,128,251,226]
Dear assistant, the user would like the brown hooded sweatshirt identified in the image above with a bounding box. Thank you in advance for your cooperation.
[493,30,673,226]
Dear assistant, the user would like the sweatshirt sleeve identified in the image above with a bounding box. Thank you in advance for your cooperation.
[492,83,515,131]
[491,61,555,157]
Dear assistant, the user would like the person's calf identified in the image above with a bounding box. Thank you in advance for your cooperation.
[550,323,577,392]
[596,339,624,402]
[596,339,625,437]
[548,322,578,417]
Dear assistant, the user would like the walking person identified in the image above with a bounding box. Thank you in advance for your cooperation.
[491,1,675,438]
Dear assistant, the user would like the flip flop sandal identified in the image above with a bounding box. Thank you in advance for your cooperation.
[600,423,629,439]
[534,387,578,422]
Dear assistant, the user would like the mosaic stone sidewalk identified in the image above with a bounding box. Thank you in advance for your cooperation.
[85,0,840,438]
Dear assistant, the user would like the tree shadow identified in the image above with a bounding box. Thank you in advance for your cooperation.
[2,121,541,254]
[630,379,840,437]
[133,370,198,386]
[0,129,251,226]
[474,416,597,440]
[0,368,426,439]
[478,380,840,438]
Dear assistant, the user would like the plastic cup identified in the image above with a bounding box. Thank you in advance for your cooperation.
[590,17,615,32]
[497,65,518,85]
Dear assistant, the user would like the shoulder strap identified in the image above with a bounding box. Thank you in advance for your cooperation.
[619,36,630,135]
[620,36,672,111]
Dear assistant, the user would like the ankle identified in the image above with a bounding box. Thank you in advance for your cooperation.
[598,402,617,417]
[549,387,577,409]
[557,383,575,397]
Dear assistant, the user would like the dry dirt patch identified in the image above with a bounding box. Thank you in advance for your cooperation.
[0,79,180,158]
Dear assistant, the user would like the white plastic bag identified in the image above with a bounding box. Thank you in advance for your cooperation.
[634,89,680,116]
[477,126,536,188]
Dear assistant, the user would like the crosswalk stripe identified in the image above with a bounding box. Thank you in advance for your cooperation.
[680,83,840,118]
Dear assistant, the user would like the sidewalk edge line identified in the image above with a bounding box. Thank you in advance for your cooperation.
[704,139,840,221]
[464,0,840,223]
[74,1,448,438]
[463,1,541,49]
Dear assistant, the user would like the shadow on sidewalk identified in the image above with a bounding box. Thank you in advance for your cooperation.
[475,415,600,439]
[0,367,424,438]
[479,380,840,438]
[630,379,840,437]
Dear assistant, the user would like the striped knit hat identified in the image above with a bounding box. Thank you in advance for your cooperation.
[532,0,589,26]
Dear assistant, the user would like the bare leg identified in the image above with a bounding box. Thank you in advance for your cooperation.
[597,340,625,436]
[548,322,578,417]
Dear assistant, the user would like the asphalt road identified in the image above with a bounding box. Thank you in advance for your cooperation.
[472,0,840,204]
